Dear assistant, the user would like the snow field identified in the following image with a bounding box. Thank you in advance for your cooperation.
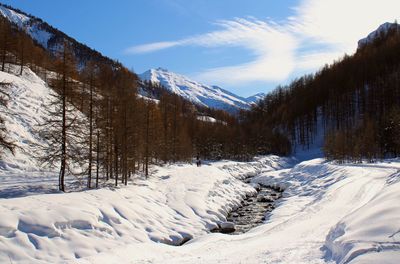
[0,156,294,263]
[77,159,400,264]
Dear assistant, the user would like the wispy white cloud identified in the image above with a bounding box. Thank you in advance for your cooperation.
[192,19,297,84]
[126,41,180,54]
[126,18,297,84]
[126,0,400,86]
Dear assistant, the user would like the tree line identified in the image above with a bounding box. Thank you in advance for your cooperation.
[244,22,400,162]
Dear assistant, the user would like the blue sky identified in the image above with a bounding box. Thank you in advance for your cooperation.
[1,0,400,97]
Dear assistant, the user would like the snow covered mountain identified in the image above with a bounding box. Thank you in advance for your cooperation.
[358,22,400,49]
[139,68,263,112]
[245,92,266,105]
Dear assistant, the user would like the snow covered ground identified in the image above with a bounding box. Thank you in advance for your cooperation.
[1,156,400,263]
[0,156,294,263]
[74,159,400,264]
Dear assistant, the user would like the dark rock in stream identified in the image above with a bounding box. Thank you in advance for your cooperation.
[218,222,236,233]
[257,196,274,203]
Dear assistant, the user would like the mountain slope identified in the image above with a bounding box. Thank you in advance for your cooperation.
[140,68,260,112]
[0,3,120,69]
[245,92,266,104]
[358,22,400,49]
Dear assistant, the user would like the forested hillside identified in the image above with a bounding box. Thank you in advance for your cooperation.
[244,22,400,161]
[0,3,122,71]
[0,12,258,192]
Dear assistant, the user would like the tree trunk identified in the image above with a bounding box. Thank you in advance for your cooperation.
[19,36,24,76]
[96,130,100,188]
[114,135,118,187]
[145,103,150,178]
[60,49,67,192]
[88,76,93,189]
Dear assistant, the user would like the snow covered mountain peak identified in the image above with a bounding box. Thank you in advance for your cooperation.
[139,68,255,112]
[358,22,400,49]
[246,93,266,105]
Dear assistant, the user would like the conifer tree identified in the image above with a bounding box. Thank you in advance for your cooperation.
[38,40,84,192]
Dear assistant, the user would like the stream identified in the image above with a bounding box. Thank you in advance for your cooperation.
[178,176,283,245]
[213,177,283,235]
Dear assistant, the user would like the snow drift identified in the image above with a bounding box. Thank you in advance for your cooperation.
[0,156,293,263]
[76,159,400,264]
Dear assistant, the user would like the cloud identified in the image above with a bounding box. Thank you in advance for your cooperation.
[192,20,297,84]
[126,0,400,86]
[125,41,180,54]
[292,0,400,52]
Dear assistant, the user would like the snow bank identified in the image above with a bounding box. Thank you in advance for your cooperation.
[0,155,292,263]
[323,163,400,264]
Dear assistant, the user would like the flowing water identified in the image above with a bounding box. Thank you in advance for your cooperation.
[214,177,283,235]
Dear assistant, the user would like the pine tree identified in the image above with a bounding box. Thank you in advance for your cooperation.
[38,40,84,192]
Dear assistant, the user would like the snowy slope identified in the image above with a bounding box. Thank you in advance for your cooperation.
[0,65,88,198]
[358,22,400,49]
[0,65,55,172]
[78,158,400,264]
[140,68,260,112]
[0,5,53,49]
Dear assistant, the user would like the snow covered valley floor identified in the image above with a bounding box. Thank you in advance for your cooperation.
[1,156,400,263]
